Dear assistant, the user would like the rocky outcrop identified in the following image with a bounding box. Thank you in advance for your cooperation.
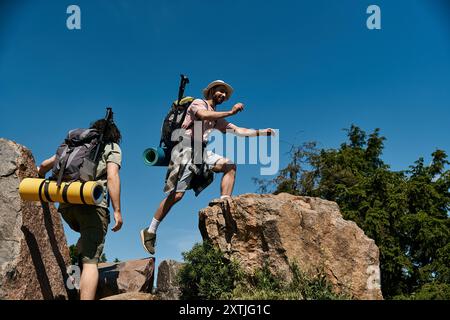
[156,260,184,300]
[96,258,155,299]
[0,138,73,300]
[199,193,383,300]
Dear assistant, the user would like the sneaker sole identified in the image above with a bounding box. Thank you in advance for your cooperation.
[140,229,154,255]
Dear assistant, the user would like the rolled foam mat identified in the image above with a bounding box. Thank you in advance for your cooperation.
[19,178,104,205]
[143,146,170,166]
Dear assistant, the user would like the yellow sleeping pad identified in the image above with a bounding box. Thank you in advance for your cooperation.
[19,178,104,206]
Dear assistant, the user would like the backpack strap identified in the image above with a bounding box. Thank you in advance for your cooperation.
[44,180,53,202]
[168,106,179,145]
[38,179,46,202]
[38,179,55,203]
[79,182,88,205]
[92,140,108,180]
[97,142,113,208]
[185,99,209,130]
[56,146,72,187]
[62,182,71,204]
[178,100,191,130]
[65,148,81,169]
[94,142,113,181]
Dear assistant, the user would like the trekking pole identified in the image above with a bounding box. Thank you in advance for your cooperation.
[92,107,114,179]
[172,75,190,193]
[93,107,113,162]
[177,74,190,106]
[168,75,190,145]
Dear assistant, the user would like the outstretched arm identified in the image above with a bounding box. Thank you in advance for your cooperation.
[232,127,276,137]
[37,155,56,177]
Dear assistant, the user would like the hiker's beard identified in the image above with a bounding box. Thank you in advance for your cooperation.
[213,95,225,105]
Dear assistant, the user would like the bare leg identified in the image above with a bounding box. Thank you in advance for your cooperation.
[212,159,237,196]
[79,263,99,300]
[154,191,185,222]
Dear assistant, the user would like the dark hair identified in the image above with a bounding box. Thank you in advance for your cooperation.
[90,119,122,144]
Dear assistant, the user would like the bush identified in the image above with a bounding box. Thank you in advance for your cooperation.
[178,241,347,300]
[229,262,347,300]
[177,241,242,300]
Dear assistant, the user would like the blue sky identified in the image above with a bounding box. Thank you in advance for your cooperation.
[1,0,449,265]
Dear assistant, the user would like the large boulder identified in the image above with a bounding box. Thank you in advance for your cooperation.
[199,193,383,300]
[0,138,73,300]
[96,258,155,299]
[156,260,184,300]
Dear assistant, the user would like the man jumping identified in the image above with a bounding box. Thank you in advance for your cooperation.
[140,80,275,255]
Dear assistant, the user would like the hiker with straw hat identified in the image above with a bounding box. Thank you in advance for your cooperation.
[140,79,275,255]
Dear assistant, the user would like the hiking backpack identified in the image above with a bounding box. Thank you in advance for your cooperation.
[158,74,193,151]
[160,96,194,150]
[50,128,102,186]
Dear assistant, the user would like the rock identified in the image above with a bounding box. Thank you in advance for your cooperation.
[156,260,184,300]
[0,138,73,300]
[100,292,157,300]
[97,258,155,299]
[199,193,383,300]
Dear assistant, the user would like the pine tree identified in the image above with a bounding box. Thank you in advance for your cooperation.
[258,125,450,299]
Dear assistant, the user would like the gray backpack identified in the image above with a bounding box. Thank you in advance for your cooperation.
[51,128,102,186]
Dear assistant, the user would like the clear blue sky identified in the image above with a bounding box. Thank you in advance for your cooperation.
[1,0,449,265]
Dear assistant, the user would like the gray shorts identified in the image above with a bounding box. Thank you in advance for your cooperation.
[175,151,225,193]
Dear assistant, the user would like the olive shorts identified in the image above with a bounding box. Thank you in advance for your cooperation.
[59,205,110,265]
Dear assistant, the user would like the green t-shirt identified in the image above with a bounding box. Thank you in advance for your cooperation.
[59,142,122,209]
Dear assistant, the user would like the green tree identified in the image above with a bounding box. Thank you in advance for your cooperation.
[69,244,78,265]
[258,125,450,299]
[99,253,107,263]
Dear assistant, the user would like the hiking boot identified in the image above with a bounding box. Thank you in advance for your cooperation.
[140,229,156,255]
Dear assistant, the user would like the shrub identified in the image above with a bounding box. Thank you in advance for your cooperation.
[178,242,347,300]
[177,241,242,300]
